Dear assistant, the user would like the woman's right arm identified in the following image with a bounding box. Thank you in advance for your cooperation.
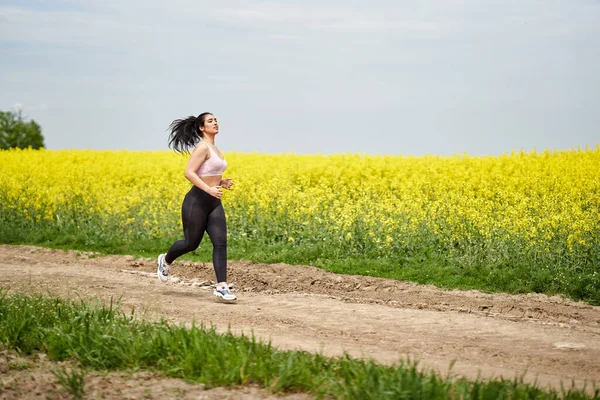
[184,144,222,198]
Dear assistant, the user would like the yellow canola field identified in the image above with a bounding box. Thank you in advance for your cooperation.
[1,147,598,257]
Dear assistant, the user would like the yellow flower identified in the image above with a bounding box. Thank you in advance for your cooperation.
[0,146,598,259]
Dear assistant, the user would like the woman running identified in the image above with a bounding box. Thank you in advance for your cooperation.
[157,112,236,302]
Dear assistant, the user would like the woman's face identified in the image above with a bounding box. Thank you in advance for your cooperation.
[201,114,219,136]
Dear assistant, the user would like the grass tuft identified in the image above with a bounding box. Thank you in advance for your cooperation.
[51,363,86,399]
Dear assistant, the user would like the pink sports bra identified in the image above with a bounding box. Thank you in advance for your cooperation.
[197,144,227,177]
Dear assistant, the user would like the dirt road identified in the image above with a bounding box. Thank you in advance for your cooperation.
[2,245,599,395]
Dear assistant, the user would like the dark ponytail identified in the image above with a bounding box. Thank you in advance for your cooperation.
[167,112,212,153]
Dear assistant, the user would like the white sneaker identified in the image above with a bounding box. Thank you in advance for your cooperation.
[157,254,170,283]
[214,284,237,302]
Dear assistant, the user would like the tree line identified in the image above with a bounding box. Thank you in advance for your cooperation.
[0,109,45,150]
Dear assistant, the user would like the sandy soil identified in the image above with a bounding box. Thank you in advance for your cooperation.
[1,244,599,398]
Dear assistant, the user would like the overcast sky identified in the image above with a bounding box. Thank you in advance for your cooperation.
[1,0,598,155]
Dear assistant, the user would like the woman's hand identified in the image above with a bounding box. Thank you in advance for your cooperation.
[220,178,234,190]
[206,186,223,199]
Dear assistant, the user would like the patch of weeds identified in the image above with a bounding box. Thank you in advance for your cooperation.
[171,386,187,400]
[51,363,86,400]
[7,360,34,370]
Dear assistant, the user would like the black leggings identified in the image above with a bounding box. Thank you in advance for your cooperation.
[165,186,227,282]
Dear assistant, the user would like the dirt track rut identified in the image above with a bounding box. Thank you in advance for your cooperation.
[2,245,599,393]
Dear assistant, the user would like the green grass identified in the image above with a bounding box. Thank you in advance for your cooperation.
[51,363,86,400]
[0,290,597,399]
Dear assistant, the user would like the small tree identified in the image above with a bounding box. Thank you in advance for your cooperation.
[0,109,45,150]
